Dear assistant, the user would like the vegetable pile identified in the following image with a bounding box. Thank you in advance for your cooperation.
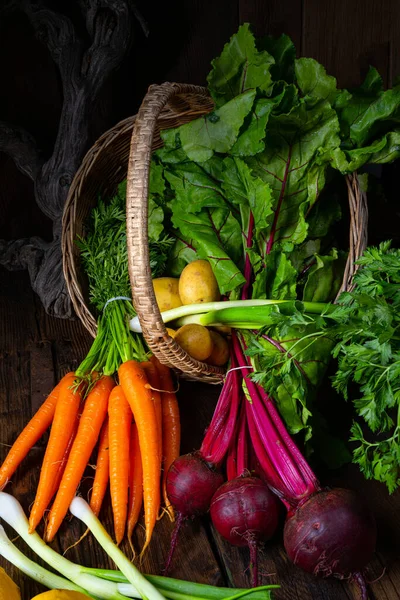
[2,19,400,600]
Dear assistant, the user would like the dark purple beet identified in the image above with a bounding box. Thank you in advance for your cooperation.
[210,476,280,586]
[284,488,377,580]
[166,452,224,517]
[210,476,280,545]
[163,452,224,575]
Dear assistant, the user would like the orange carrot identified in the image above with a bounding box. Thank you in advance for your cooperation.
[44,375,114,541]
[108,385,132,545]
[127,422,143,546]
[49,411,80,502]
[151,357,181,521]
[140,361,162,464]
[90,418,110,517]
[28,373,84,533]
[0,372,74,489]
[118,360,160,554]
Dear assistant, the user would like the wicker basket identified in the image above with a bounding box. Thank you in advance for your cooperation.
[63,82,368,385]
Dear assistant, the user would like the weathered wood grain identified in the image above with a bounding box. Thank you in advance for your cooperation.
[302,0,394,88]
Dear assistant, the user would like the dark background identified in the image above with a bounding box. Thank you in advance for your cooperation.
[1,0,400,245]
[1,2,400,600]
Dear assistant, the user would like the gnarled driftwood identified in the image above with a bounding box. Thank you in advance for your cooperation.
[0,0,143,318]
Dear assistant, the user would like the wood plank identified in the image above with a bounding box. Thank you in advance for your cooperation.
[131,0,239,90]
[389,0,400,85]
[302,0,393,88]
[239,0,303,52]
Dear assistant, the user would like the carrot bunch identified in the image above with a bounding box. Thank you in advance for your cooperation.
[0,354,180,551]
[0,184,182,551]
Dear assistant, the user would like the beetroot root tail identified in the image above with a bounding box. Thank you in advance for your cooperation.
[353,571,368,600]
[163,512,184,576]
[248,538,259,588]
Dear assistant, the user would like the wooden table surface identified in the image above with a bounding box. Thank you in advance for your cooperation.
[1,267,400,600]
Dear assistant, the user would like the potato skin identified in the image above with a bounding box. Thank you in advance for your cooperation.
[174,324,214,361]
[178,260,220,305]
[153,277,182,312]
[206,330,230,366]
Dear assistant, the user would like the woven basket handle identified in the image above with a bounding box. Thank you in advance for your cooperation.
[125,82,224,380]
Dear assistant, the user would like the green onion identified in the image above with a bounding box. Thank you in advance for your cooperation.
[129,300,332,332]
[82,569,278,600]
[0,525,89,596]
[70,496,166,600]
[129,300,289,333]
[0,492,126,599]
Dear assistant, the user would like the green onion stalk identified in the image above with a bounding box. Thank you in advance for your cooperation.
[129,300,333,333]
[0,492,279,600]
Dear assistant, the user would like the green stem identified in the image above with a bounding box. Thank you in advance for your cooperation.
[129,300,292,332]
[70,497,166,600]
[0,525,91,596]
[156,301,330,331]
[82,569,278,600]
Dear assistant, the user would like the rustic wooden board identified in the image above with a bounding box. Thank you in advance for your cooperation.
[1,267,400,600]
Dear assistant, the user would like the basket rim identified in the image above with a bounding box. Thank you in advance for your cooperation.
[62,114,137,339]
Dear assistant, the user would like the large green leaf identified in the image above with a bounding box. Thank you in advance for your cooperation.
[221,157,274,240]
[178,89,257,162]
[167,233,199,277]
[230,98,276,156]
[170,199,245,295]
[302,249,345,302]
[207,23,275,107]
[338,71,400,147]
[261,34,296,84]
[247,100,341,255]
[331,131,400,172]
[295,57,337,106]
[164,163,226,214]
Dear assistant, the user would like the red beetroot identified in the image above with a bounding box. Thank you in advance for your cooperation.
[284,488,377,582]
[166,452,224,516]
[210,476,280,587]
[231,332,376,599]
[164,452,224,574]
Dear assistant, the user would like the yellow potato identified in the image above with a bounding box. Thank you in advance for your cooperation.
[178,260,220,305]
[0,567,20,600]
[212,325,232,335]
[174,324,214,361]
[206,330,230,366]
[166,327,177,338]
[30,591,87,600]
[153,278,182,312]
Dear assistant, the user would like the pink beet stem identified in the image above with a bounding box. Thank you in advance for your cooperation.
[232,332,320,504]
[236,398,250,477]
[226,437,238,480]
[245,400,291,507]
[201,351,242,466]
